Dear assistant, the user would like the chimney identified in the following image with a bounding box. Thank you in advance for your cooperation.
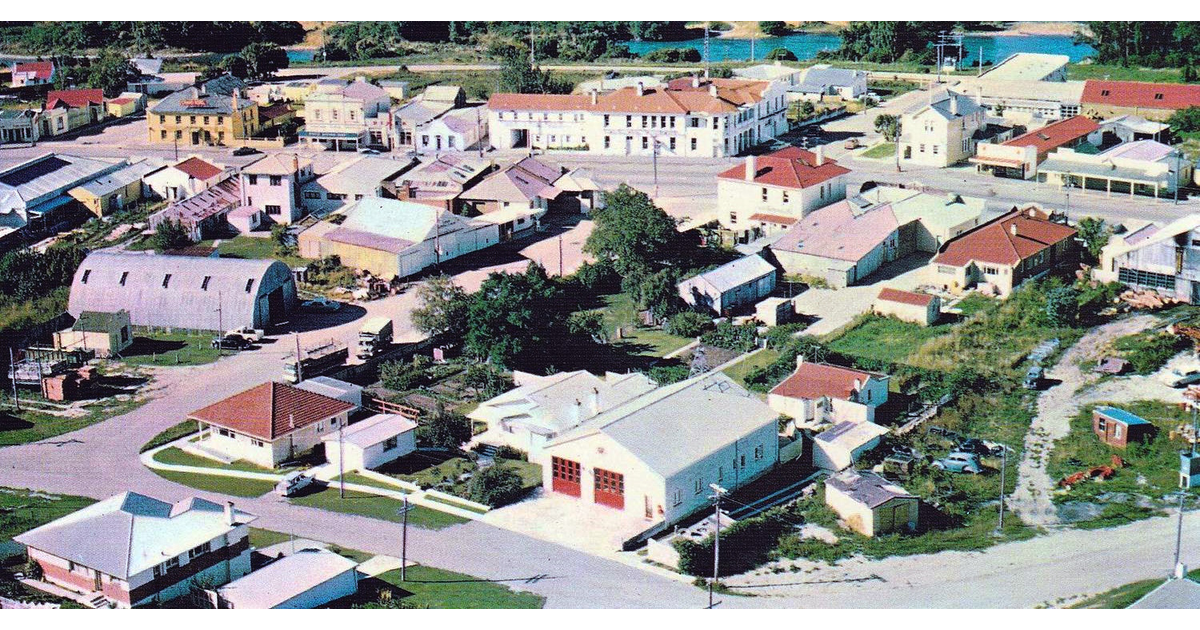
[744,155,756,182]
[590,89,598,105]
[853,378,862,391]
[814,144,825,166]
[572,399,582,425]
[231,91,239,111]
[288,413,295,430]
[637,82,644,97]
[224,502,235,526]
[796,354,806,368]
[1010,223,1018,238]
[591,387,600,415]
[355,76,366,83]
[709,84,719,97]
[950,94,959,116]
[692,75,700,89]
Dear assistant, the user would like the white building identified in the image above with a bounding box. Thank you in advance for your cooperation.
[824,470,918,537]
[212,549,358,609]
[980,53,1070,82]
[299,77,393,151]
[899,90,986,167]
[812,420,890,471]
[768,357,890,427]
[143,156,230,202]
[716,146,850,240]
[0,109,40,144]
[457,156,562,240]
[417,105,488,153]
[733,63,804,86]
[677,254,777,315]
[239,154,315,224]
[873,287,942,326]
[1036,139,1193,197]
[788,64,869,101]
[294,376,364,409]
[11,61,55,87]
[322,413,417,472]
[299,156,414,215]
[1096,215,1200,303]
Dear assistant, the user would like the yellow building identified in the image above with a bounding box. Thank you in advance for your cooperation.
[67,161,157,217]
[147,75,259,146]
[53,310,133,358]
[106,92,147,118]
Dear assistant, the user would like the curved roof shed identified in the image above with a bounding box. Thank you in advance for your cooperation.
[69,251,296,330]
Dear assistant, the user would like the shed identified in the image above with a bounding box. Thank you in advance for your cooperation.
[1093,406,1157,448]
[322,413,417,471]
[824,469,918,537]
[212,548,358,609]
[68,251,297,331]
[294,376,364,409]
[812,420,889,471]
[873,287,941,326]
[677,254,778,315]
[755,296,794,326]
[53,309,132,358]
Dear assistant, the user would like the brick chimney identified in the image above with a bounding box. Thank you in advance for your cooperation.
[949,93,959,116]
[590,387,600,415]
[590,89,598,105]
[745,155,756,182]
[709,83,719,97]
[691,75,700,88]
[224,502,235,526]
[796,354,806,368]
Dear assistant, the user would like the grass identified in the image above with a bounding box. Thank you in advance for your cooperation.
[0,488,96,608]
[152,447,274,473]
[1069,568,1200,608]
[0,288,69,336]
[423,494,488,514]
[594,293,691,357]
[140,420,200,453]
[953,294,994,317]
[370,565,545,609]
[288,487,468,530]
[0,392,148,447]
[333,472,412,492]
[859,142,897,159]
[198,236,310,268]
[248,528,294,550]
[1066,62,1184,83]
[723,349,780,389]
[120,330,222,367]
[149,470,275,497]
[1109,330,1189,374]
[826,314,952,366]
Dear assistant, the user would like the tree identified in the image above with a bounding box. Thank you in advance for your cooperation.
[643,47,702,63]
[151,219,191,252]
[464,262,562,367]
[467,465,526,507]
[1075,217,1112,261]
[379,355,430,391]
[1169,106,1200,134]
[1045,287,1080,327]
[793,100,816,121]
[759,21,791,37]
[567,310,607,344]
[764,47,797,61]
[85,49,140,97]
[417,403,473,450]
[463,363,513,398]
[216,54,249,79]
[239,42,289,80]
[497,50,571,94]
[874,113,901,141]
[634,268,684,320]
[584,184,681,290]
[665,311,710,337]
[412,275,470,340]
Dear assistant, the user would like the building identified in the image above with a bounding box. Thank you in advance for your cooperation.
[297,197,500,279]
[143,156,229,202]
[928,206,1079,297]
[788,64,869,100]
[239,154,315,225]
[294,376,364,409]
[716,146,850,240]
[812,420,890,471]
[488,76,788,157]
[1036,140,1193,198]
[1090,115,1170,146]
[1096,215,1200,303]
[457,156,561,239]
[299,77,393,150]
[378,79,410,101]
[189,381,357,468]
[899,90,986,167]
[471,370,658,462]
[969,79,1085,122]
[322,413,417,472]
[1092,406,1157,448]
[552,167,608,213]
[392,97,455,151]
[873,287,941,326]
[576,75,666,93]
[256,102,295,132]
[824,470,918,537]
[540,373,779,524]
[971,115,1100,180]
[148,75,259,146]
[106,92,148,118]
[421,85,467,108]
[68,251,297,330]
[980,53,1070,82]
[768,356,889,426]
[211,549,358,609]
[0,153,125,245]
[417,105,488,153]
[677,254,777,315]
[0,109,41,144]
[52,310,132,358]
[300,156,413,215]
[14,492,256,608]
[149,178,242,240]
[769,196,899,287]
[42,89,105,136]
[385,153,492,213]
[11,61,55,87]
[1082,80,1200,121]
[67,160,158,217]
[732,63,804,86]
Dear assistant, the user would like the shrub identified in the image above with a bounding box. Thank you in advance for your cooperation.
[701,321,759,352]
[665,311,711,337]
[674,508,791,576]
[417,405,473,450]
[379,355,432,391]
[494,445,528,461]
[24,558,43,581]
[464,363,514,398]
[1113,331,1189,374]
[643,47,702,63]
[645,364,690,385]
[467,465,526,507]
[1044,287,1080,327]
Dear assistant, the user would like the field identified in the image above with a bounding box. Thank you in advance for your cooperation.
[366,565,545,609]
[140,420,200,453]
[0,390,148,447]
[1065,63,1184,83]
[288,486,469,530]
[120,330,223,367]
[149,470,275,497]
[859,142,896,159]
[826,314,953,365]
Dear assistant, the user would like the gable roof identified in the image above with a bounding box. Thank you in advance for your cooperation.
[216,548,357,609]
[1099,139,1176,162]
[14,61,54,79]
[877,287,935,307]
[980,53,1069,81]
[71,310,128,332]
[243,154,311,177]
[189,381,356,440]
[488,78,772,115]
[422,85,464,103]
[772,198,899,262]
[1003,116,1100,157]
[322,413,417,448]
[461,156,562,203]
[1083,80,1200,111]
[769,360,885,401]
[683,254,777,294]
[826,469,914,508]
[932,206,1077,268]
[469,371,657,437]
[150,74,253,116]
[339,79,389,101]
[173,156,224,181]
[905,90,983,120]
[814,420,890,450]
[46,89,104,110]
[718,146,850,189]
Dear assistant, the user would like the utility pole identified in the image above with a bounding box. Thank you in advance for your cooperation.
[749,34,755,63]
[996,444,1009,533]
[338,419,345,499]
[529,26,535,68]
[1174,488,1186,576]
[400,497,410,581]
[8,347,19,411]
[173,135,179,161]
[707,483,727,609]
[558,234,564,277]
[703,23,710,80]
[652,137,660,197]
[294,333,303,383]
[978,46,983,77]
[214,291,223,357]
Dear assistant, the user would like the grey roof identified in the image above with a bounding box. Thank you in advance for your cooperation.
[733,64,799,82]
[339,80,389,102]
[1038,155,1168,184]
[131,58,164,76]
[150,74,253,116]
[72,160,158,198]
[906,90,983,120]
[295,376,362,403]
[684,254,777,294]
[798,65,866,90]
[394,99,453,127]
[980,53,1069,82]
[217,549,357,609]
[0,153,123,207]
[826,469,914,508]
[72,310,128,332]
[322,413,416,448]
[1128,577,1200,608]
[315,156,412,195]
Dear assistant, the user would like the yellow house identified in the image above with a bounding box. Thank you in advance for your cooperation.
[68,161,157,217]
[825,469,918,537]
[147,75,259,146]
[53,310,133,358]
[106,92,147,118]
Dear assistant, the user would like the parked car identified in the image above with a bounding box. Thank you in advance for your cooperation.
[844,138,860,150]
[956,438,996,457]
[300,297,342,313]
[1171,371,1200,388]
[232,146,260,156]
[357,147,380,155]
[211,334,254,351]
[1023,365,1044,389]
[275,471,319,497]
[932,452,983,474]
[226,326,264,342]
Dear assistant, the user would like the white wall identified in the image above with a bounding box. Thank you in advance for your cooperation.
[200,412,348,468]
[270,569,358,609]
[326,429,416,471]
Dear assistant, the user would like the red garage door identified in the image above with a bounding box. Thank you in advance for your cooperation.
[594,468,625,510]
[551,457,581,497]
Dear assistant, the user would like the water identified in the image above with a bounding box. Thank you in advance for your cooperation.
[287,49,317,64]
[623,33,1095,65]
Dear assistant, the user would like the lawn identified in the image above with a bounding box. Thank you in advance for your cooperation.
[826,314,952,366]
[197,236,309,268]
[152,447,274,473]
[368,565,545,609]
[150,470,275,497]
[593,293,691,357]
[332,472,413,493]
[140,420,200,453]
[288,487,468,530]
[1069,568,1200,608]
[120,330,222,367]
[859,142,897,159]
[723,348,780,389]
[0,392,148,447]
[1066,62,1184,83]
[380,451,541,504]
[0,487,96,608]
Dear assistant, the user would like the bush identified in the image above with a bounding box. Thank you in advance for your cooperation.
[674,508,791,576]
[643,47,702,63]
[151,219,192,252]
[467,465,526,507]
[765,47,797,61]
[24,558,43,581]
[1044,287,1080,327]
[645,364,690,385]
[463,363,514,398]
[494,445,528,461]
[759,21,791,37]
[1113,331,1189,374]
[379,355,432,391]
[571,260,620,294]
[701,321,759,352]
[665,311,711,337]
[417,405,473,450]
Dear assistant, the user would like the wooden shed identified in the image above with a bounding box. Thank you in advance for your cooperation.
[1093,406,1156,448]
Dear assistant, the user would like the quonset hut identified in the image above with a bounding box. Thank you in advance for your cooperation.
[68,251,296,331]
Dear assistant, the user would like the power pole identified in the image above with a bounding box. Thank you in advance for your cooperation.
[8,347,19,411]
[529,26,535,68]
[294,333,303,383]
[996,445,1008,533]
[215,291,223,356]
[558,234,564,277]
[707,483,727,609]
[703,23,711,80]
[652,137,660,197]
[1174,488,1186,576]
[749,34,755,63]
[400,497,410,581]
[338,419,345,499]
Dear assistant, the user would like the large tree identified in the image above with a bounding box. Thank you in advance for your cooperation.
[86,49,141,97]
[412,275,470,340]
[464,262,562,367]
[583,184,681,291]
[239,42,290,80]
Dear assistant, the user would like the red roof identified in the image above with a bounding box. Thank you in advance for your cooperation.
[173,157,223,181]
[877,287,935,307]
[1003,115,1100,158]
[769,361,883,401]
[718,146,850,190]
[1082,80,1200,111]
[14,61,54,79]
[748,213,798,226]
[189,381,356,440]
[932,206,1077,268]
[487,78,772,115]
[257,102,293,122]
[45,89,104,110]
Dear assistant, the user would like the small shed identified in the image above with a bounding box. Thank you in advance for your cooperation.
[228,205,264,234]
[1093,406,1157,448]
[322,413,417,471]
[824,469,918,537]
[212,548,358,609]
[755,297,794,327]
[873,287,940,326]
[812,420,889,471]
[52,310,132,358]
[295,376,364,410]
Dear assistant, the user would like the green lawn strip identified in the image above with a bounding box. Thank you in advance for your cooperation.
[723,348,781,389]
[333,472,413,493]
[120,330,222,367]
[152,446,275,473]
[372,565,545,609]
[860,142,896,159]
[247,528,294,550]
[140,420,200,453]
[0,488,97,607]
[150,470,274,498]
[197,236,310,268]
[423,494,488,514]
[0,393,148,447]
[826,315,952,366]
[1065,62,1183,83]
[1069,568,1200,608]
[288,487,467,529]
[503,460,543,490]
[951,293,994,317]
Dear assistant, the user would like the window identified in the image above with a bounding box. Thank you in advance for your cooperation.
[761,187,768,202]
[304,191,321,199]
[332,110,338,121]
[729,211,737,224]
[159,115,165,124]
[422,135,429,146]
[448,136,456,148]
[218,428,232,438]
[188,542,211,560]
[932,145,939,155]
[782,191,789,203]
[1118,267,1176,290]
[642,137,648,149]
[270,176,282,186]
[739,454,746,467]
[1114,424,1124,439]
[161,274,171,289]
[1101,89,1111,97]
[669,137,676,151]
[203,116,210,125]
[160,130,167,140]
[625,115,632,128]
[244,278,255,293]
[80,269,91,284]
[315,110,322,121]
[251,439,264,447]
[641,116,648,127]
[175,130,182,140]
[717,466,724,482]
[983,266,999,275]
[919,144,926,153]
[820,187,825,200]
[384,436,398,451]
[201,276,211,291]
[349,110,356,121]
[690,138,697,150]
[189,116,196,124]
[1155,93,1164,100]
[248,175,258,186]
[174,116,181,124]
[604,136,611,149]
[754,445,764,460]
[672,489,682,506]
[119,271,128,286]
[604,115,610,126]
[316,421,324,433]
[694,478,702,495]
[217,116,223,125]
[266,205,281,216]
[327,193,346,200]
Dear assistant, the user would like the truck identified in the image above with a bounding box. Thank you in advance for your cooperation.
[356,317,394,359]
[282,339,349,383]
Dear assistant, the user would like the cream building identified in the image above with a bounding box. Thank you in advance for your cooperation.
[716,146,850,240]
[899,90,986,168]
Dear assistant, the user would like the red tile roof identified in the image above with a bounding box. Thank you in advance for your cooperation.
[189,381,356,440]
[718,147,850,189]
[769,361,883,401]
[107,97,136,105]
[1003,115,1100,158]
[488,78,772,115]
[14,61,54,80]
[748,213,798,226]
[1082,80,1200,112]
[932,206,1077,268]
[173,157,223,181]
[487,93,593,111]
[877,287,935,307]
[45,89,104,110]
[257,102,293,122]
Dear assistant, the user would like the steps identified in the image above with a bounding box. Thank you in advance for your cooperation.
[86,593,109,609]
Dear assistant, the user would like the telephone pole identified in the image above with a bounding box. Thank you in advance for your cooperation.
[707,483,727,609]
[338,420,345,499]
[294,333,303,383]
[400,497,411,581]
[703,23,711,79]
[8,347,19,411]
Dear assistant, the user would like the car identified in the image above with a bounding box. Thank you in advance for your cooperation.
[231,146,260,157]
[300,297,342,313]
[211,334,253,350]
[1171,371,1200,388]
[844,138,861,149]
[1023,365,1044,389]
[226,326,264,342]
[956,438,995,456]
[357,147,380,155]
[275,471,320,497]
[932,452,983,474]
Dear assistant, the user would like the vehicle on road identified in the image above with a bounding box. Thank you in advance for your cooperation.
[1023,365,1044,389]
[357,147,380,155]
[232,146,259,156]
[1171,371,1200,388]
[356,316,394,359]
[283,339,349,383]
[275,471,320,497]
[300,297,342,313]
[211,334,254,351]
[932,452,983,474]
[226,326,264,342]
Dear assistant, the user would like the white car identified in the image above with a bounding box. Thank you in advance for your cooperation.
[300,297,342,313]
[275,471,319,497]
[226,326,264,342]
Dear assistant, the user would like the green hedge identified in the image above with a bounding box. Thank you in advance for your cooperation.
[673,508,791,577]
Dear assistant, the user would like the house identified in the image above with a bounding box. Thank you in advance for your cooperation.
[0,153,125,245]
[294,376,364,409]
[297,197,500,280]
[971,115,1100,180]
[392,97,456,151]
[576,75,666,93]
[1082,80,1200,122]
[969,79,1085,122]
[812,420,890,471]
[378,79,410,101]
[457,156,562,239]
[299,156,414,215]
[552,167,608,213]
[874,288,941,326]
[469,370,658,463]
[980,53,1070,82]
[874,187,987,250]
[824,470,918,537]
[322,413,417,472]
[540,373,779,524]
[299,77,393,150]
[716,146,850,240]
[928,206,1079,297]
[148,75,259,146]
[677,254,777,315]
[768,196,899,287]
[488,76,788,157]
[1095,215,1200,303]
[106,92,148,118]
[68,160,158,217]
[385,153,492,213]
[14,492,256,608]
[189,381,357,468]
[239,154,315,225]
[42,89,106,136]
[11,61,55,87]
[733,62,804,86]
[0,109,41,144]
[1093,406,1157,448]
[68,251,297,330]
[52,310,132,358]
[1036,140,1193,198]
[211,548,358,609]
[256,102,296,131]
[768,356,889,425]
[788,64,869,101]
[143,156,230,202]
[417,105,488,153]
[1090,115,1170,146]
[421,85,467,108]
[149,178,242,240]
[899,90,986,167]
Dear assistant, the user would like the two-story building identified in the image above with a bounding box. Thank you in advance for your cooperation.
[1096,214,1200,303]
[899,90,986,168]
[299,77,392,151]
[239,154,315,224]
[716,145,850,240]
[147,75,259,146]
[457,156,561,239]
[11,61,55,87]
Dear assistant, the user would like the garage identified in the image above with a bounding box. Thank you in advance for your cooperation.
[551,456,581,497]
[594,467,624,509]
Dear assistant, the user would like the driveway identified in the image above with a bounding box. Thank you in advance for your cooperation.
[790,253,931,337]
[481,489,653,559]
